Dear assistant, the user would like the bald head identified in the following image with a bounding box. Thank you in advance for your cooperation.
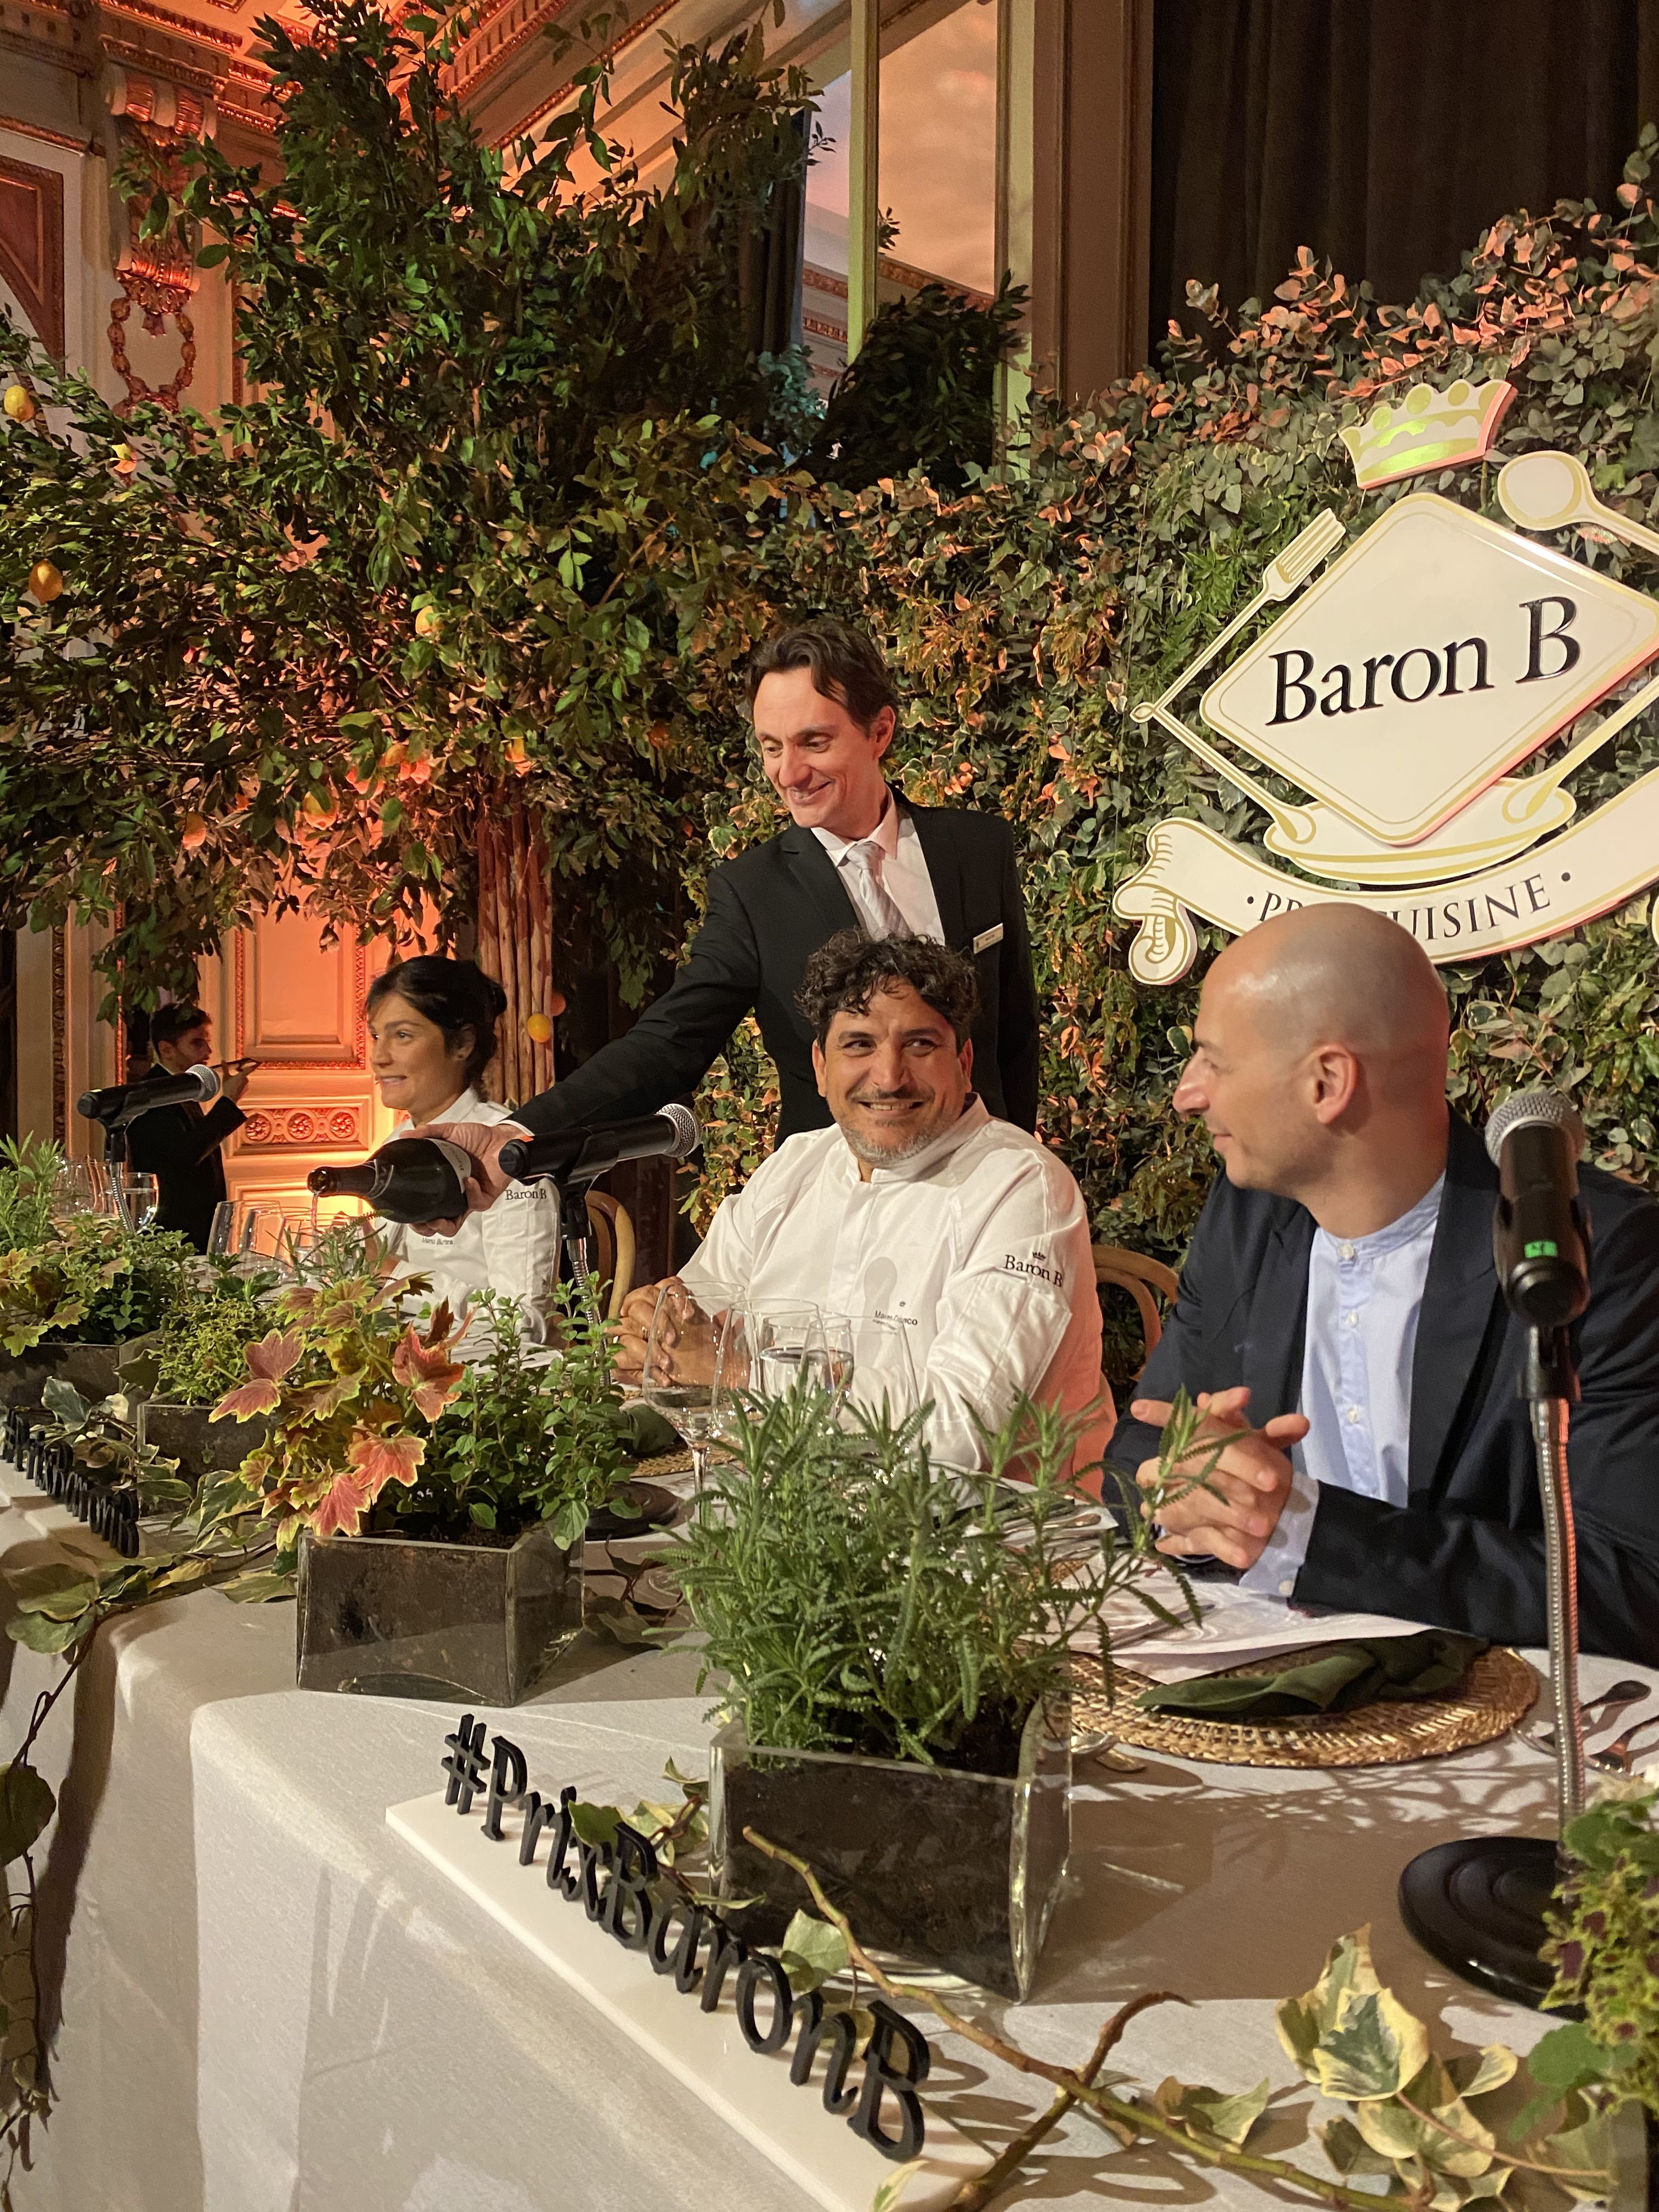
[1176,906,1452,1231]
[1210,906,1449,1064]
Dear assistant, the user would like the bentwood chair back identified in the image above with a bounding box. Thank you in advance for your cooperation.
[1092,1244,1180,1376]
[583,1192,637,1322]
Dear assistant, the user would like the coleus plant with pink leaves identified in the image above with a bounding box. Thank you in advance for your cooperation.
[210,1273,637,1561]
[212,1268,468,1547]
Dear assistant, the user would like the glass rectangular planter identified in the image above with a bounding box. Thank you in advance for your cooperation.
[136,1403,270,1483]
[296,1522,583,1705]
[707,1696,1071,2000]
[0,1343,122,1418]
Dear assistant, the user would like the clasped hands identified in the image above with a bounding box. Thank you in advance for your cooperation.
[1132,1386,1307,1572]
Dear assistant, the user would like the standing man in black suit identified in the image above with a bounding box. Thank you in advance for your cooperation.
[419,617,1040,1207]
[123,1004,252,1252]
[1109,904,1659,1666]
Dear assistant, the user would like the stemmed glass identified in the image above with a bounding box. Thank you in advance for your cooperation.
[844,1312,921,1427]
[639,1280,739,1492]
[48,1162,99,1228]
[751,1305,827,1399]
[112,1170,159,1232]
[208,1200,287,1274]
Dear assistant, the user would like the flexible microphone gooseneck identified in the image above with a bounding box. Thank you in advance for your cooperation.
[1398,1087,1592,2008]
[76,1062,222,1127]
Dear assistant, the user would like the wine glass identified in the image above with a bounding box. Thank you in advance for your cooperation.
[845,1313,921,1428]
[639,1279,737,1492]
[114,1170,159,1232]
[48,1161,98,1228]
[86,1159,116,1217]
[751,1304,827,1400]
[819,1311,855,1412]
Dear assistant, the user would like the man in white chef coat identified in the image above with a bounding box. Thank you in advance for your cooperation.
[614,930,1109,1471]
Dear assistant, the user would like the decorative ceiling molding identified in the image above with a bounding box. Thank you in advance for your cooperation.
[0,112,96,153]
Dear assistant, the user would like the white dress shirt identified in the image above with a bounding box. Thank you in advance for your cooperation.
[811,791,946,943]
[1242,1175,1444,1598]
[377,1088,562,1351]
[679,1098,1111,1471]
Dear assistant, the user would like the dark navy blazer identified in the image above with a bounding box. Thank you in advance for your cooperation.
[1107,1115,1659,1664]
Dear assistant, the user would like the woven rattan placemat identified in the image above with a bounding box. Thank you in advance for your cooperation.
[631,1451,695,1481]
[1071,1644,1539,1769]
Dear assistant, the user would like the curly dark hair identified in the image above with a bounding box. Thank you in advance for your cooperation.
[746,617,898,732]
[796,929,978,1047]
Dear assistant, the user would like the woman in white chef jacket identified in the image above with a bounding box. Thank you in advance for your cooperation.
[364,957,560,1350]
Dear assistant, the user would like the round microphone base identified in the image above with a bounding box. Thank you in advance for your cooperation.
[1398,1836,1562,2008]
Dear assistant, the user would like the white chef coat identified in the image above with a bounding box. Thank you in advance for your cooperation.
[376,1088,561,1351]
[679,1097,1111,1471]
[811,790,946,942]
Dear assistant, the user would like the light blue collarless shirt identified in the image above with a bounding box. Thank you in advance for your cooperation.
[1242,1175,1446,1600]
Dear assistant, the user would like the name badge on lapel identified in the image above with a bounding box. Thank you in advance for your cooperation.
[972,923,1004,955]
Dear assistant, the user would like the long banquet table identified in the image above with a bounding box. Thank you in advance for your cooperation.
[0,1478,1651,2212]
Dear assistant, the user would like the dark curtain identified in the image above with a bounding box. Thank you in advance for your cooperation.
[1150,1,1659,354]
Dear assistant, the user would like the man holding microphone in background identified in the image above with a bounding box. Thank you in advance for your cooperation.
[125,1005,254,1252]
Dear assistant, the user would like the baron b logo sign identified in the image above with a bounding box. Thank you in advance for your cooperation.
[1114,377,1659,982]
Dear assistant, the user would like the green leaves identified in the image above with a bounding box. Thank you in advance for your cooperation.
[775,1909,850,1994]
[0,1769,54,1868]
[674,1386,1161,1764]
[1152,2076,1268,2150]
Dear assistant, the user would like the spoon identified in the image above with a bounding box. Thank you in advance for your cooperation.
[1497,450,1659,561]
[1519,1677,1649,1754]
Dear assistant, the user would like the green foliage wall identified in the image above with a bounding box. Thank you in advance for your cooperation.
[686,136,1659,1256]
[5,3,1659,1271]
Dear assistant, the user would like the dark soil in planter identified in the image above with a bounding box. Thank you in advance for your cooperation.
[139,1403,270,1481]
[296,1521,583,1704]
[712,1699,1071,1999]
[0,1342,122,1417]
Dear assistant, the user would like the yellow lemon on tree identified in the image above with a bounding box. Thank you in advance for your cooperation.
[414,606,443,639]
[180,813,209,852]
[4,385,35,424]
[524,1012,554,1046]
[27,559,63,603]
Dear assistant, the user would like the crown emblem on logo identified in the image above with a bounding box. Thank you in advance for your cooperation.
[1340,377,1517,489]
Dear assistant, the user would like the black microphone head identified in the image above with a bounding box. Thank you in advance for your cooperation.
[185,1062,223,1104]
[658,1104,700,1159]
[1485,1087,1583,1167]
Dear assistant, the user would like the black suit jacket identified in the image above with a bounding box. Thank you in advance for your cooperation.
[124,1081,247,1253]
[516,801,1040,1143]
[1107,1116,1659,1664]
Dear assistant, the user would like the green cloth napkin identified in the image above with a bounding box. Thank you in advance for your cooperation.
[610,1402,681,1460]
[1135,1630,1488,1721]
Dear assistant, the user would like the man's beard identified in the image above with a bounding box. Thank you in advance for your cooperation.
[839,1091,945,1169]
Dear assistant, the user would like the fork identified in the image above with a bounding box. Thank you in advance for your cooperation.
[1588,1714,1659,1775]
[1517,1678,1648,1757]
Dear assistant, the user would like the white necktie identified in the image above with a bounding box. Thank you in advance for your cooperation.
[843,839,911,939]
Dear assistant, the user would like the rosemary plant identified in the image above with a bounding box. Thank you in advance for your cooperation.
[673,1386,1188,1769]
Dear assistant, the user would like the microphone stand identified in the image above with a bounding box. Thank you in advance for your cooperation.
[1396,1323,1583,2006]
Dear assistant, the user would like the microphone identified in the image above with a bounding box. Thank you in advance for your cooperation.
[1485,1087,1589,1329]
[77,1062,222,1128]
[499,1104,699,1187]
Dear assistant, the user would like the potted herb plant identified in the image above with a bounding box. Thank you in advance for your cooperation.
[0,1141,195,1425]
[679,1387,1181,2000]
[213,1271,642,1703]
[123,1260,279,1482]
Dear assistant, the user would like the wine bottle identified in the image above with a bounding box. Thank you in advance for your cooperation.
[308,1136,473,1225]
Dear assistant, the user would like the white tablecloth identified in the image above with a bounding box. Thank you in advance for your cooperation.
[1,1485,1651,2212]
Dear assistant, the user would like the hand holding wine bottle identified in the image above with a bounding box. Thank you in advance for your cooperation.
[309,1125,527,1228]
[393,1118,531,1232]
